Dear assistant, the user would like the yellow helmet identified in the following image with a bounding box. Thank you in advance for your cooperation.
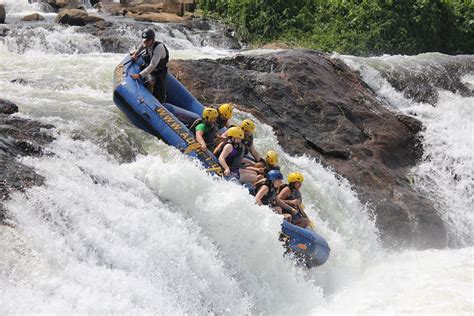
[240,119,256,133]
[288,172,304,184]
[202,107,218,121]
[226,126,244,139]
[218,103,234,120]
[265,150,278,166]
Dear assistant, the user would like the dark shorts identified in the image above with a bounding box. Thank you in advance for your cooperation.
[144,70,167,103]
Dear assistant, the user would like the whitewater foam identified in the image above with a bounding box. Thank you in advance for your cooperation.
[342,53,474,247]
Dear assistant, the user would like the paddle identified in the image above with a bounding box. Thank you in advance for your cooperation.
[183,142,202,154]
[205,167,223,173]
[297,203,316,229]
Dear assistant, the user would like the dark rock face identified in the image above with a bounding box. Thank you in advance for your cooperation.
[0,4,5,24]
[56,9,104,26]
[21,13,46,22]
[0,99,18,115]
[0,99,54,224]
[169,49,448,249]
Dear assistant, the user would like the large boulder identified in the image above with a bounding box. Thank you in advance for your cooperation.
[132,12,184,23]
[56,9,104,26]
[0,5,5,24]
[96,2,126,15]
[21,13,46,21]
[126,3,163,14]
[169,49,448,249]
[163,1,184,16]
[52,0,82,9]
[0,99,18,115]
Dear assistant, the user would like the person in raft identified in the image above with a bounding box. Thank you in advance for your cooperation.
[215,119,262,183]
[253,170,296,220]
[218,126,246,178]
[278,172,311,228]
[190,107,219,152]
[216,103,234,129]
[239,119,261,162]
[244,150,280,182]
[130,28,169,103]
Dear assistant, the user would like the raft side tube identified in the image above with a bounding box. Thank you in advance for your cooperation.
[162,103,200,127]
[165,73,205,116]
[113,56,222,173]
[282,221,330,267]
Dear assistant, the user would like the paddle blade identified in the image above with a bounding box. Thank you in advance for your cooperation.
[183,142,202,154]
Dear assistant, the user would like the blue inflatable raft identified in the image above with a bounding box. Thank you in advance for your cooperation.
[113,55,330,268]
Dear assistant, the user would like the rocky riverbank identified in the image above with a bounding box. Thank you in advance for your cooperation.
[170,49,449,249]
[0,99,54,225]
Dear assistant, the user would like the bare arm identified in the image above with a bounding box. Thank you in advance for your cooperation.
[275,196,297,215]
[278,187,299,206]
[219,144,233,176]
[196,131,207,150]
[249,144,261,162]
[140,43,167,77]
[255,185,269,206]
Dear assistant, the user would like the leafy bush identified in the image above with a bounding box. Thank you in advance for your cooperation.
[198,0,473,55]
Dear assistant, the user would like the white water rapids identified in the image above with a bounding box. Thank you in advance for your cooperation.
[0,1,472,314]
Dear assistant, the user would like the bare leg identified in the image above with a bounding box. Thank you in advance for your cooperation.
[272,206,283,214]
[293,218,310,228]
[146,79,156,94]
[239,169,259,184]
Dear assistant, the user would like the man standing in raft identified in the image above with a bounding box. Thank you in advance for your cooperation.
[130,28,169,103]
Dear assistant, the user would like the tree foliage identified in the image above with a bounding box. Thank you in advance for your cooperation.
[198,0,473,55]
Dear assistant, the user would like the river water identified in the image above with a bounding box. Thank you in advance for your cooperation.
[0,1,472,314]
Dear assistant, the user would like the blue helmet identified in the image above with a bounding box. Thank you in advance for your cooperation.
[267,170,283,181]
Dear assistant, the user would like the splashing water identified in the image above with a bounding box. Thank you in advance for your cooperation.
[342,54,474,246]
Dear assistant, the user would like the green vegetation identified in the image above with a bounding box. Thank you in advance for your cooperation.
[198,0,473,55]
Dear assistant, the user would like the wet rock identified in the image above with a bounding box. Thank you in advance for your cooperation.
[76,17,241,53]
[52,0,82,9]
[0,99,18,115]
[126,3,163,14]
[0,100,55,225]
[133,12,185,23]
[96,2,126,15]
[10,78,30,85]
[0,25,9,37]
[78,20,133,53]
[163,2,184,17]
[170,49,448,249]
[56,9,104,26]
[396,114,423,135]
[56,9,88,25]
[0,4,5,24]
[380,56,474,105]
[37,2,56,13]
[21,13,46,22]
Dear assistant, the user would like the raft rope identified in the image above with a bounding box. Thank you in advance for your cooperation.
[135,79,145,104]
